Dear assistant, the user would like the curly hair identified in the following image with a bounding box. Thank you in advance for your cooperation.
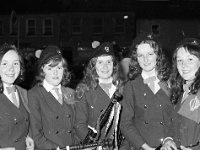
[75,55,121,99]
[170,43,200,104]
[36,57,71,87]
[0,43,25,93]
[128,38,170,82]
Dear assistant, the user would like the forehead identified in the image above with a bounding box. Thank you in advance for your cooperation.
[1,50,19,61]
[136,43,154,54]
[96,55,113,61]
[177,47,193,58]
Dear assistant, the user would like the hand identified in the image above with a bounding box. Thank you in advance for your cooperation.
[0,148,15,150]
[161,140,177,150]
[180,145,192,150]
[26,136,34,150]
[141,143,156,150]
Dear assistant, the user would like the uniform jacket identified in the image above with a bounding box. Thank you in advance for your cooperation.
[173,90,200,150]
[0,85,30,150]
[120,75,174,149]
[75,85,118,143]
[28,84,78,149]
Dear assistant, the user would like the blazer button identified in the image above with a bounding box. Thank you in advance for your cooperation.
[144,121,148,125]
[67,114,71,118]
[14,118,18,125]
[144,105,148,109]
[56,131,59,134]
[68,130,72,133]
[56,116,59,119]
[160,122,163,125]
[15,139,19,142]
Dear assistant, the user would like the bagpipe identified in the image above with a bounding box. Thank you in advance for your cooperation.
[81,84,123,148]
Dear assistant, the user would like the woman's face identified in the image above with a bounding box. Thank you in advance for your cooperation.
[136,43,157,73]
[0,50,20,85]
[95,55,113,80]
[43,61,64,86]
[177,47,200,81]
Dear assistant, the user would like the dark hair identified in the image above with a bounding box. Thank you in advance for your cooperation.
[75,55,121,98]
[0,43,25,93]
[36,56,71,87]
[170,42,200,104]
[128,36,170,82]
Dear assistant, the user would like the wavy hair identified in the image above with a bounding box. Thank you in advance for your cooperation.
[36,56,71,87]
[0,43,25,93]
[128,37,170,82]
[75,55,121,99]
[170,43,200,104]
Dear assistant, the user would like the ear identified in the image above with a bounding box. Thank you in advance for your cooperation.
[35,49,42,58]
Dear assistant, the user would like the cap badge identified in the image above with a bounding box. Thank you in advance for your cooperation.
[191,40,198,45]
[104,46,109,52]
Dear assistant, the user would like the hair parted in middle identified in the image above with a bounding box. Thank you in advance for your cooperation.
[128,33,171,82]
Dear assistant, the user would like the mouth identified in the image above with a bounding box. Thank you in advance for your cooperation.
[6,74,15,77]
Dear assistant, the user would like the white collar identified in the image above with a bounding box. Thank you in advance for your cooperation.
[43,79,61,92]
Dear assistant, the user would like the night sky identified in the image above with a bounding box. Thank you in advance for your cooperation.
[1,0,200,18]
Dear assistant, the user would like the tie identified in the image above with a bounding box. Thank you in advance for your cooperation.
[143,76,156,93]
[182,83,190,102]
[6,86,19,108]
[99,83,112,96]
[53,87,63,104]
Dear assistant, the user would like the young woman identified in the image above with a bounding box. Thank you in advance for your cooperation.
[162,38,200,150]
[120,34,174,150]
[75,42,124,150]
[0,43,34,150]
[28,45,78,149]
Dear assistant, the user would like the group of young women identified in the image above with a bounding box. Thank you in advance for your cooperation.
[0,33,200,150]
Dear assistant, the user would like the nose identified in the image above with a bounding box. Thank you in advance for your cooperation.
[181,60,188,68]
[8,64,14,71]
[102,63,108,69]
[53,68,58,75]
[143,55,148,63]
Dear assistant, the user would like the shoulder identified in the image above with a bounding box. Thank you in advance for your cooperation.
[16,85,27,93]
[62,86,77,104]
[28,84,43,95]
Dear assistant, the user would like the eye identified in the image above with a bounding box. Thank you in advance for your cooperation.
[1,62,7,66]
[57,66,63,70]
[137,54,142,58]
[13,62,20,66]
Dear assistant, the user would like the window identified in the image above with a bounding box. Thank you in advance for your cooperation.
[114,17,125,34]
[26,19,36,36]
[0,20,3,35]
[71,17,81,34]
[151,24,160,36]
[43,18,53,35]
[10,20,18,36]
[92,17,103,34]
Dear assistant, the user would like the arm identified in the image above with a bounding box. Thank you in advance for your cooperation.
[28,90,57,149]
[120,81,147,149]
[74,94,90,141]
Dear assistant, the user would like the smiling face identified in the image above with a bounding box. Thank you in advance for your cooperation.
[176,47,200,82]
[0,50,21,85]
[136,43,157,74]
[95,55,113,82]
[43,61,64,86]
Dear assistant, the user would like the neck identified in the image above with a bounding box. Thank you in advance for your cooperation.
[98,77,113,84]
[142,68,157,77]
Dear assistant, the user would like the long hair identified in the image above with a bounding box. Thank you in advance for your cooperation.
[128,37,170,82]
[0,43,25,93]
[75,55,120,99]
[36,56,71,87]
[170,43,200,104]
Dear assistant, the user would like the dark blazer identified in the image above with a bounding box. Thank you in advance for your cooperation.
[0,86,30,150]
[172,90,200,150]
[75,85,117,142]
[120,76,174,149]
[28,84,78,149]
